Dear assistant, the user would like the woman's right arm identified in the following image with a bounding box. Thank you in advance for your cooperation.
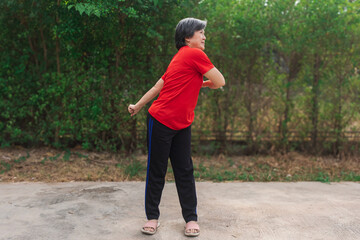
[128,78,164,117]
[203,67,225,89]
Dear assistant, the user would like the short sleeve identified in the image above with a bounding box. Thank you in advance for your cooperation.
[161,71,167,82]
[190,49,214,75]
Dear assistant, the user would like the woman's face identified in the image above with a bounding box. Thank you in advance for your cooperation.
[186,29,206,50]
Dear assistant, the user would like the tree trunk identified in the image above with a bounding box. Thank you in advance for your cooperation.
[334,75,343,158]
[244,55,257,152]
[115,48,120,82]
[55,38,60,74]
[28,36,39,69]
[55,0,61,75]
[55,0,61,145]
[40,27,48,71]
[311,54,320,154]
[281,52,302,153]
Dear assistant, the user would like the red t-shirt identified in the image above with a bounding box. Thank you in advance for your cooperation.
[148,46,214,130]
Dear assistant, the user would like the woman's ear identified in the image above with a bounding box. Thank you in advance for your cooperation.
[185,38,190,46]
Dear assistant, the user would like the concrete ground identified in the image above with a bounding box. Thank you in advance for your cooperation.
[0,182,359,240]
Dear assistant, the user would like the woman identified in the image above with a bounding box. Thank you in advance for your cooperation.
[128,17,225,237]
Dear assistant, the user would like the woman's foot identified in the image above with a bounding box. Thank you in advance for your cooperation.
[185,221,200,237]
[141,219,160,235]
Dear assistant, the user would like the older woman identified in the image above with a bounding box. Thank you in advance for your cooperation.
[128,17,225,237]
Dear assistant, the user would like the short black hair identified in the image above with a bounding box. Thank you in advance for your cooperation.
[175,18,207,50]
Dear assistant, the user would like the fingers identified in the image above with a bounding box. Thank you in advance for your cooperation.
[128,104,137,117]
[128,105,134,113]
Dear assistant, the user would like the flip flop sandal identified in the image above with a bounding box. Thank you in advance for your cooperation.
[141,220,160,235]
[185,221,200,237]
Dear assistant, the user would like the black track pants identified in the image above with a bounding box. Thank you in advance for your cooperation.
[145,113,197,223]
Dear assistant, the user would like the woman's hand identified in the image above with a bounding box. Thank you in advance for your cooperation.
[127,78,164,117]
[202,80,217,89]
[128,104,141,117]
[202,80,224,90]
[203,67,225,89]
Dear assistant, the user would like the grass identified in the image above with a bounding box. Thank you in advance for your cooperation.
[0,148,359,182]
[190,154,360,182]
[0,161,12,174]
[124,160,146,178]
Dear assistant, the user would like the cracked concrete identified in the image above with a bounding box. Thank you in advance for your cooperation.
[0,182,359,240]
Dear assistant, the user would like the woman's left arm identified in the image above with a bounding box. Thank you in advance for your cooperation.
[202,67,225,89]
[128,78,164,117]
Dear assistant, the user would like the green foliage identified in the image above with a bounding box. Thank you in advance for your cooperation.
[0,0,360,155]
[63,150,71,161]
[0,161,12,174]
[315,171,331,183]
[0,0,181,151]
[124,160,145,178]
